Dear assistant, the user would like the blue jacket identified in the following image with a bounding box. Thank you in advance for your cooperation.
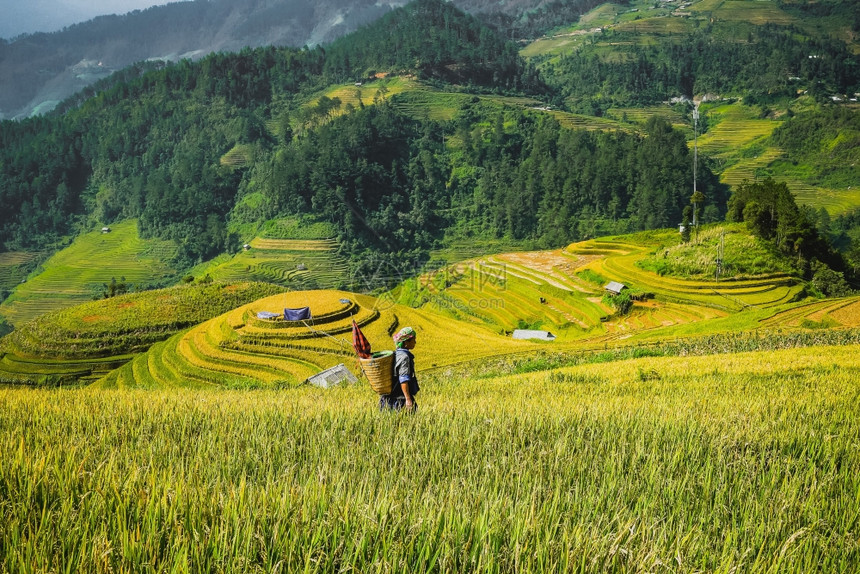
[390,348,420,398]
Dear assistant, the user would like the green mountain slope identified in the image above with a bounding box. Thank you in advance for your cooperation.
[0,0,857,327]
[0,220,178,327]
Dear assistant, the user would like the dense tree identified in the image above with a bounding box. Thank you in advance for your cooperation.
[727,178,845,275]
[547,25,860,109]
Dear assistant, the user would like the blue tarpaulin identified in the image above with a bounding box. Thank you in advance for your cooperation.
[284,307,311,321]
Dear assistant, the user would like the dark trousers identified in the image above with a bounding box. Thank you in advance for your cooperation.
[379,395,417,412]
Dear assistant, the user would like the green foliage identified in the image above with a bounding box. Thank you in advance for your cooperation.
[727,178,845,275]
[810,261,854,297]
[0,316,11,338]
[799,316,840,330]
[515,318,544,330]
[259,217,336,240]
[545,24,860,109]
[576,268,608,287]
[603,290,633,315]
[638,224,793,279]
[322,0,542,93]
[100,276,129,299]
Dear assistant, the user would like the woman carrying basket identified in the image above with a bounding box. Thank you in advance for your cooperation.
[380,327,420,412]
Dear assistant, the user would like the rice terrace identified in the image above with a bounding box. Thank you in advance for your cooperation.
[1,0,860,570]
[2,226,860,572]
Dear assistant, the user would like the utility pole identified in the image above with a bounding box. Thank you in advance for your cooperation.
[692,105,699,227]
[715,229,724,281]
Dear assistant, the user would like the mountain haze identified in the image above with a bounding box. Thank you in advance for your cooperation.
[0,0,595,120]
[0,0,406,120]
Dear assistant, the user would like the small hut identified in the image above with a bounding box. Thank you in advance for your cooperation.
[306,364,358,388]
[512,329,556,341]
[101,226,111,234]
[604,281,627,296]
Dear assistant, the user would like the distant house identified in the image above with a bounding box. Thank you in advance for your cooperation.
[101,226,111,233]
[512,329,556,341]
[296,263,307,271]
[306,364,358,388]
[243,244,251,251]
[604,281,627,295]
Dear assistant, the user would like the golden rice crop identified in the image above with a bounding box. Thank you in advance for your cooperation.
[1,343,858,573]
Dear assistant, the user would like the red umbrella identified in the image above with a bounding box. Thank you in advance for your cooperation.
[352,319,372,359]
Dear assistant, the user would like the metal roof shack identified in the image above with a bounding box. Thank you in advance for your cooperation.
[512,329,556,341]
[306,364,358,388]
[604,281,627,295]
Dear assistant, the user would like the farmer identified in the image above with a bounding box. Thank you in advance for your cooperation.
[380,326,420,412]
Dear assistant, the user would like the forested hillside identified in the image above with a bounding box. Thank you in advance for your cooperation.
[0,1,720,265]
[0,0,858,306]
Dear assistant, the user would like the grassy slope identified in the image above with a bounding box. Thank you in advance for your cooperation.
[0,220,178,327]
[0,251,42,294]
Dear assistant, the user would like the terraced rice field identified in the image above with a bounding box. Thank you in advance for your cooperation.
[759,295,860,329]
[689,104,857,213]
[705,0,797,25]
[0,282,282,386]
[189,238,348,289]
[606,106,688,130]
[547,109,631,132]
[219,144,254,168]
[696,105,781,158]
[409,241,759,344]
[0,353,131,386]
[784,181,860,215]
[0,251,41,292]
[0,220,178,327]
[718,148,784,187]
[95,290,537,389]
[613,14,694,36]
[311,77,416,115]
[571,237,804,313]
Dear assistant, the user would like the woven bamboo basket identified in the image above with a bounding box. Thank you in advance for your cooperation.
[359,350,394,395]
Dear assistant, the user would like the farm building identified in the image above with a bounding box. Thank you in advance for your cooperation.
[604,281,627,295]
[512,329,556,341]
[101,227,111,233]
[307,364,358,388]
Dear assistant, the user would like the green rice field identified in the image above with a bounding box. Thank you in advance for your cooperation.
[1,344,858,572]
[0,220,178,328]
[188,237,348,290]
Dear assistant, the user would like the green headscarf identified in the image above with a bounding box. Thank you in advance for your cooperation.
[393,326,416,348]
